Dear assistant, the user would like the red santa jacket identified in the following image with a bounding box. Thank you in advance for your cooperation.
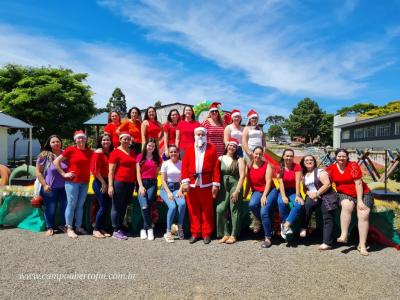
[181,143,220,188]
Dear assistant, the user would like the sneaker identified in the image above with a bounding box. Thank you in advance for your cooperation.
[112,230,128,240]
[178,225,184,240]
[164,232,175,243]
[140,229,147,240]
[147,228,155,241]
[67,228,78,239]
[120,229,131,237]
[75,227,88,235]
[280,223,286,239]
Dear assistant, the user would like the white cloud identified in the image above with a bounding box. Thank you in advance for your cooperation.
[100,0,396,98]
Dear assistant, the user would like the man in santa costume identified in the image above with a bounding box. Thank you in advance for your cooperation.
[181,127,220,244]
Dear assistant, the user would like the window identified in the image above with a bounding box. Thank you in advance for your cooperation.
[376,123,391,137]
[354,128,364,139]
[395,122,400,135]
[364,126,375,138]
[342,130,350,140]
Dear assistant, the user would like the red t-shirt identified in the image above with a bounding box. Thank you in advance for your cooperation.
[62,146,93,183]
[109,148,137,183]
[177,120,201,150]
[248,162,268,192]
[326,162,370,198]
[146,120,162,139]
[276,163,301,189]
[104,122,120,148]
[90,151,109,178]
[164,122,178,146]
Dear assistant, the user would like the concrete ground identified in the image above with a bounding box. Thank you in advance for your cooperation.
[0,227,399,299]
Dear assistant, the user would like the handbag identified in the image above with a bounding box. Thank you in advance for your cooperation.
[31,154,52,208]
[313,169,338,211]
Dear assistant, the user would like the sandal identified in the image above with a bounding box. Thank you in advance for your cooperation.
[318,243,332,251]
[226,236,237,244]
[58,225,67,233]
[92,230,106,238]
[357,245,369,256]
[100,230,111,237]
[336,236,348,244]
[46,229,54,237]
[218,236,229,244]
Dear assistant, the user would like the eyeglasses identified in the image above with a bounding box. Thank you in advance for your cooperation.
[210,110,218,114]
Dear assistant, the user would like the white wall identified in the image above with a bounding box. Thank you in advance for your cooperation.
[333,115,357,148]
[7,131,40,162]
[0,127,8,165]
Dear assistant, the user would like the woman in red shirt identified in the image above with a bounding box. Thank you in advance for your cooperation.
[54,130,93,239]
[163,109,180,158]
[104,110,121,148]
[176,106,200,158]
[118,107,142,154]
[276,149,303,241]
[245,146,279,248]
[141,106,163,150]
[202,102,225,157]
[90,134,113,238]
[326,149,373,256]
[108,132,137,241]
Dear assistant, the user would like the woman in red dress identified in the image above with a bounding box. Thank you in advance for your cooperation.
[141,106,163,150]
[104,110,121,148]
[163,109,180,158]
[202,102,225,157]
[326,149,373,256]
[176,106,200,158]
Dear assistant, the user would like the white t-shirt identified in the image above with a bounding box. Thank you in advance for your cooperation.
[304,169,327,192]
[160,160,182,183]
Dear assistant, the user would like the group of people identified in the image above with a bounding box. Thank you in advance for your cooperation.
[35,103,373,256]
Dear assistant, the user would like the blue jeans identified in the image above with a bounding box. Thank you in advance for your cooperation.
[92,178,111,231]
[64,182,89,228]
[249,188,279,238]
[277,188,303,225]
[160,182,186,231]
[138,178,158,230]
[41,187,67,229]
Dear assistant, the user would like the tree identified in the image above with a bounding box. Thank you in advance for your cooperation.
[336,103,377,116]
[267,125,283,140]
[265,115,285,125]
[360,100,400,118]
[154,100,162,108]
[283,98,325,144]
[0,64,95,146]
[106,88,127,115]
[319,113,334,145]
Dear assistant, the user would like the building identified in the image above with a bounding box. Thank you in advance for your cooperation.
[335,112,400,150]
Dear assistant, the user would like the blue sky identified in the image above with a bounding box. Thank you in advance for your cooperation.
[0,0,399,120]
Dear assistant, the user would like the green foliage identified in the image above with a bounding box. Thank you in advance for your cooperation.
[154,100,162,108]
[106,88,127,116]
[283,98,327,143]
[319,113,334,145]
[336,103,377,116]
[0,64,95,146]
[267,124,283,139]
[360,100,400,118]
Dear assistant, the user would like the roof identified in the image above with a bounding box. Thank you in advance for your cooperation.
[0,112,32,128]
[337,112,400,128]
[83,112,108,125]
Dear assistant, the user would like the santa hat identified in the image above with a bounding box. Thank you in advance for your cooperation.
[227,138,239,146]
[231,109,241,118]
[194,127,207,134]
[247,109,258,119]
[209,102,221,112]
[73,130,86,140]
[119,131,131,140]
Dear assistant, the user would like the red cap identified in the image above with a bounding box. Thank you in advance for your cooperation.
[231,109,241,118]
[73,130,86,140]
[247,109,258,118]
[209,102,221,111]
[227,138,239,146]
